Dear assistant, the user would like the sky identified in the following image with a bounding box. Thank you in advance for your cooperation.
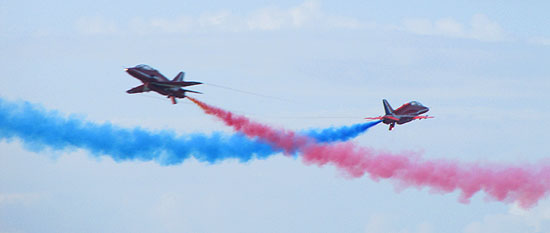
[1,0,550,232]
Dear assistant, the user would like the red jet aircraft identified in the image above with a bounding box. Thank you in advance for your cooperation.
[366,99,433,131]
[125,64,202,104]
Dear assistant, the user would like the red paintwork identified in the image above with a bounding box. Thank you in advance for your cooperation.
[125,64,202,104]
[366,99,433,131]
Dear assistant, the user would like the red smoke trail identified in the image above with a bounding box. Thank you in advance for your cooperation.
[189,97,310,153]
[189,97,550,208]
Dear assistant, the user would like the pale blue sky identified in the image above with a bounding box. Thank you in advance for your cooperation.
[1,1,550,232]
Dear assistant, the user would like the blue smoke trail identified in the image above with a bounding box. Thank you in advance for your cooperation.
[306,121,381,143]
[0,98,379,165]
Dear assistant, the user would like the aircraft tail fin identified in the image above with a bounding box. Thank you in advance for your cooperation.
[172,72,185,82]
[383,99,394,115]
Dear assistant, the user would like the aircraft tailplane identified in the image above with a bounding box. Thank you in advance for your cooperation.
[183,88,202,94]
[383,99,394,115]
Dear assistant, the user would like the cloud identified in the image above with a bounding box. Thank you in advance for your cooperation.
[149,16,194,33]
[401,14,506,42]
[0,193,41,206]
[247,7,288,30]
[73,5,510,43]
[364,202,550,233]
[246,0,361,31]
[127,16,194,35]
[289,0,322,27]
[198,11,232,27]
[508,201,550,232]
[463,201,550,233]
[364,215,434,233]
[244,1,327,30]
[528,36,550,46]
[325,16,363,29]
[469,14,506,41]
[75,1,363,35]
[75,16,118,35]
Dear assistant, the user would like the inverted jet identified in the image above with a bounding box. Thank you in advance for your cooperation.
[125,64,202,104]
[366,99,433,130]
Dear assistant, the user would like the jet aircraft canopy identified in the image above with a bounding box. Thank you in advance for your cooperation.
[135,64,157,71]
[410,101,423,106]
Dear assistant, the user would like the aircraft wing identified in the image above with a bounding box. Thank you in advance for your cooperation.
[131,76,155,84]
[126,84,146,94]
[413,116,434,119]
[365,116,399,121]
[384,116,400,121]
[155,81,202,87]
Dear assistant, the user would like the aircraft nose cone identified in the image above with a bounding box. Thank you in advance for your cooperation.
[125,67,137,75]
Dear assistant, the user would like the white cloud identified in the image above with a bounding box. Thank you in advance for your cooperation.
[326,16,364,29]
[246,1,322,30]
[75,16,117,35]
[76,1,364,35]
[198,11,232,27]
[402,18,464,37]
[434,18,465,37]
[127,17,194,35]
[288,0,321,27]
[401,14,506,42]
[528,36,550,46]
[364,215,435,233]
[463,201,550,233]
[247,7,288,30]
[74,4,511,42]
[364,202,550,233]
[0,193,41,206]
[149,16,194,33]
[246,0,362,31]
[469,14,506,41]
[508,201,550,232]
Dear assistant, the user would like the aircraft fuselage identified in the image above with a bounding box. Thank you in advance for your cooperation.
[383,102,429,125]
[366,99,432,130]
[125,64,202,104]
